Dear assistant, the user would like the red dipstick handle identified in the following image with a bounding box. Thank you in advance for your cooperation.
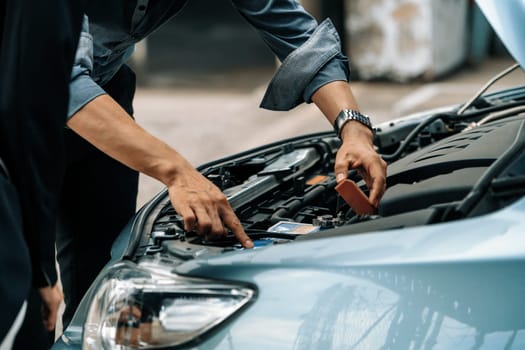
[335,179,376,215]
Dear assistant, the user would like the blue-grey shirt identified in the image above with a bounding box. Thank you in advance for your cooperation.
[69,0,350,118]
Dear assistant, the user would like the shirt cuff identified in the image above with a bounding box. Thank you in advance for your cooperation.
[68,72,107,119]
[303,55,350,103]
[260,18,350,111]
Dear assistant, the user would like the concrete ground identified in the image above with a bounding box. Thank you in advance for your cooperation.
[133,57,525,208]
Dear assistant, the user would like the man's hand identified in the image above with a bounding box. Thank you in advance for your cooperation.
[311,81,387,208]
[38,283,63,331]
[335,121,387,208]
[166,164,253,248]
[68,95,253,249]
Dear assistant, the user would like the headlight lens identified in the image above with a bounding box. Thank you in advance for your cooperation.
[82,262,255,349]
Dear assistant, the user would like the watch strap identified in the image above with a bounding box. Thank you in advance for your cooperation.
[333,109,374,138]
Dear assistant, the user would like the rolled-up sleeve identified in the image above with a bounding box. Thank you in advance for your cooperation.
[68,16,106,118]
[231,0,350,111]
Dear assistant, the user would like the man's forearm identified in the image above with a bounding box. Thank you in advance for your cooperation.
[67,94,253,248]
[312,81,374,141]
[312,81,359,121]
[67,94,190,186]
[311,81,387,206]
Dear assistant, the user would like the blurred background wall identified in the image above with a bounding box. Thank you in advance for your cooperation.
[132,0,274,86]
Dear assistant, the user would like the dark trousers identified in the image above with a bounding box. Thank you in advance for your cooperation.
[12,289,53,349]
[1,0,82,348]
[56,65,139,328]
[0,174,31,345]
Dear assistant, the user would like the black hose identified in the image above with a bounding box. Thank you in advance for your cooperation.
[380,101,525,163]
[270,179,337,224]
[381,113,452,162]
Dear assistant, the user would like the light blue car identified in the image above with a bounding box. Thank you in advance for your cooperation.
[54,1,525,349]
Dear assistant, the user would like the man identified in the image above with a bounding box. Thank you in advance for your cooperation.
[0,0,82,348]
[59,0,387,327]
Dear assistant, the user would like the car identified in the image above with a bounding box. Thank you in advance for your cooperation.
[53,2,525,349]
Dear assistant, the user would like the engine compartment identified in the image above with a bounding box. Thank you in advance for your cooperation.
[130,89,525,260]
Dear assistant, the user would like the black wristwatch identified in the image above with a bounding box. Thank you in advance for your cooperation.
[333,109,374,138]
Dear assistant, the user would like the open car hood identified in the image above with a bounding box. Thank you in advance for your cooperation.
[477,0,525,68]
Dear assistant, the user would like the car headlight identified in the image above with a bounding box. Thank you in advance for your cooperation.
[82,261,255,349]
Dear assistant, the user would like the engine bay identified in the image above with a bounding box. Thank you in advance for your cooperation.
[130,88,525,260]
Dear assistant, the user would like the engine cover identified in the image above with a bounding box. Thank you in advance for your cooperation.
[379,115,525,216]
